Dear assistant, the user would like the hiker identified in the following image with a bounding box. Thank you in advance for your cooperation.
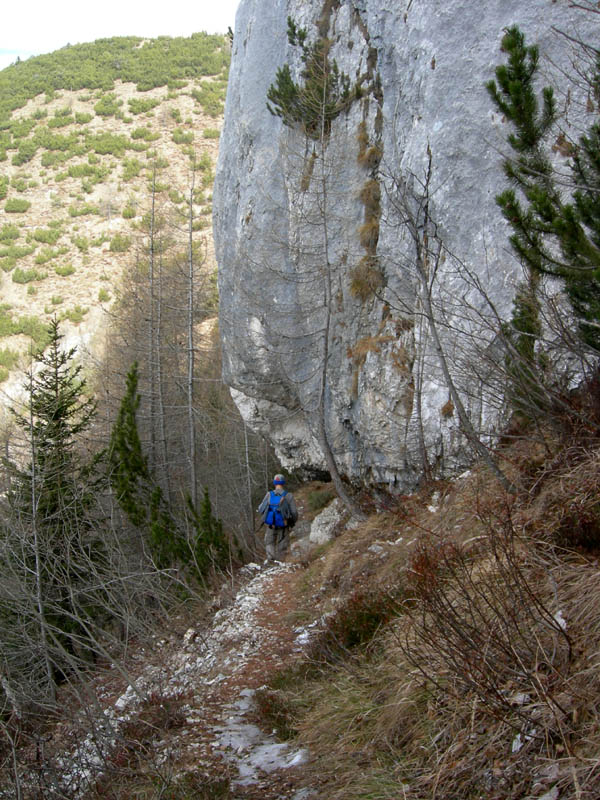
[258,474,298,562]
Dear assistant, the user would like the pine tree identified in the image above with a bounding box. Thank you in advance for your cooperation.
[266,16,356,140]
[487,25,600,350]
[9,319,97,521]
[4,318,102,688]
[186,487,229,578]
[108,361,149,527]
[109,361,181,568]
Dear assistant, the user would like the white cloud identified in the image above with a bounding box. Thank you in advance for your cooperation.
[1,0,239,69]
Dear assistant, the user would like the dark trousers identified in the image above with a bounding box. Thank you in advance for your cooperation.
[264,526,289,561]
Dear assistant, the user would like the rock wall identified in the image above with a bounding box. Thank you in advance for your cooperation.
[214,0,598,490]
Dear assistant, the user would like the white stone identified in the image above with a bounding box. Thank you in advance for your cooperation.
[309,499,343,544]
[554,610,567,631]
[539,787,560,800]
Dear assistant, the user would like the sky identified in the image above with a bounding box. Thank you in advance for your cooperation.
[0,0,240,70]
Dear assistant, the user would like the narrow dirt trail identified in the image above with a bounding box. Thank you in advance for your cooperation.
[47,561,319,800]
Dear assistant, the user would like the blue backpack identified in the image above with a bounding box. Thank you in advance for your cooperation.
[265,490,287,528]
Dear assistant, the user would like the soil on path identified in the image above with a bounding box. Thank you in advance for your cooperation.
[28,560,321,800]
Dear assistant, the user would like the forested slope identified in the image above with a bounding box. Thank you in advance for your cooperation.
[0,33,286,773]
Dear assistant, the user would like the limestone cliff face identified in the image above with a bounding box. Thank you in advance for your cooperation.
[214,0,598,489]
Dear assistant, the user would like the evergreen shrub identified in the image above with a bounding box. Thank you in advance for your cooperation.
[33,227,61,245]
[72,235,89,252]
[128,97,160,114]
[61,305,88,323]
[12,267,46,284]
[109,233,131,252]
[12,139,38,165]
[94,92,123,117]
[55,264,75,277]
[47,115,72,129]
[0,257,16,272]
[122,158,143,181]
[131,126,160,141]
[11,177,27,192]
[0,245,36,259]
[5,198,30,213]
[0,224,19,242]
[68,204,99,217]
[172,128,194,144]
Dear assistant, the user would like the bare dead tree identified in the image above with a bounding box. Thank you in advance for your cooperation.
[382,148,515,492]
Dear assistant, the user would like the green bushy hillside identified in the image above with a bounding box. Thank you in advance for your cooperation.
[0,34,229,117]
[0,34,228,389]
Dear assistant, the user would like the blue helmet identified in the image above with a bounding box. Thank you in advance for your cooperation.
[273,474,286,485]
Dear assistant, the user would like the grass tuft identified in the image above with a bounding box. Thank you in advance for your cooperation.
[349,256,384,302]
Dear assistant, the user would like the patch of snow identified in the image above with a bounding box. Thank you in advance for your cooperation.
[212,690,308,787]
[294,619,321,650]
[241,562,262,575]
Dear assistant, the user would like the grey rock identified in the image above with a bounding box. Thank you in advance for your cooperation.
[289,519,312,558]
[214,0,599,489]
[309,499,343,545]
[538,787,560,800]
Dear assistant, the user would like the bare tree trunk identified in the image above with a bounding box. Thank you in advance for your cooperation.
[315,80,365,520]
[187,173,197,508]
[243,424,255,536]
[156,248,171,503]
[406,149,514,493]
[413,310,432,482]
[148,167,157,472]
[27,371,55,700]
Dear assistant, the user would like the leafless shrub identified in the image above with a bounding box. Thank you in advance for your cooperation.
[398,516,574,746]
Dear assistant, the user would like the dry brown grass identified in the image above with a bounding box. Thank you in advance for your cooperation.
[357,144,383,170]
[356,121,369,161]
[515,447,600,550]
[349,255,385,302]
[358,218,380,250]
[359,178,381,215]
[260,434,600,799]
